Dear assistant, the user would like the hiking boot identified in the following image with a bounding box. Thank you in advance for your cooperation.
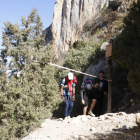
[64,116,70,121]
[64,117,67,120]
[88,111,95,117]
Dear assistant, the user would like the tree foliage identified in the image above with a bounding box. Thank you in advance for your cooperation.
[113,0,140,95]
[0,8,61,139]
[64,40,100,72]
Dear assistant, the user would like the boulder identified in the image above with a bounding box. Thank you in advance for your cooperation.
[118,112,126,116]
[79,136,85,140]
[136,113,140,128]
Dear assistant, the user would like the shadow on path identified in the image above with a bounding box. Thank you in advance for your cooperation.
[71,126,140,140]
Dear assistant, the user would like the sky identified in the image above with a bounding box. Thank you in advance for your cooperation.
[0,0,56,48]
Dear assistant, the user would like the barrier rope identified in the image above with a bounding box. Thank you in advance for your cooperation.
[27,60,112,81]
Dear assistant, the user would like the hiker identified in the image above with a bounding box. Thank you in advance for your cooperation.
[80,79,99,116]
[61,72,77,119]
[94,71,108,116]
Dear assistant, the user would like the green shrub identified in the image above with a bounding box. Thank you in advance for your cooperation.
[0,8,61,139]
[112,0,140,96]
[64,40,100,72]
[83,20,92,32]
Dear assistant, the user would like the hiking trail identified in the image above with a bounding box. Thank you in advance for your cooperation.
[22,112,140,140]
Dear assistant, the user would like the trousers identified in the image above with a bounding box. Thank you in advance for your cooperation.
[64,95,74,117]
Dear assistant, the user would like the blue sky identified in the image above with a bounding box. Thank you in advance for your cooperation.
[0,0,56,47]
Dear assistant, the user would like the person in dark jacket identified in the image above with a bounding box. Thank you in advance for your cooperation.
[94,71,108,116]
[80,81,99,116]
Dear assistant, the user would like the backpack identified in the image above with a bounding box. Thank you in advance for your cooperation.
[81,78,94,90]
[64,76,77,96]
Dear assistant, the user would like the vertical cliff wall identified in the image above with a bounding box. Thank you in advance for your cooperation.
[51,0,109,57]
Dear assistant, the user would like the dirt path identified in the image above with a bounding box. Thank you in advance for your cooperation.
[22,112,140,140]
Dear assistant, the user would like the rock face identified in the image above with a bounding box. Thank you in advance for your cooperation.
[45,25,52,45]
[52,0,109,57]
[83,58,108,81]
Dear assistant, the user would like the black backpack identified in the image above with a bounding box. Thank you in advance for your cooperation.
[81,79,94,90]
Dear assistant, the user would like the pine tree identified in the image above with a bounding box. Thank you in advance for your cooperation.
[0,8,61,139]
[113,0,140,96]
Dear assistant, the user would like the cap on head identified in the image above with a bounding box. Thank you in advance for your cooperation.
[68,72,73,80]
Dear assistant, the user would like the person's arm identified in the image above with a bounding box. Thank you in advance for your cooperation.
[61,78,66,102]
[80,89,84,99]
[80,88,85,104]
[61,85,65,102]
[61,85,64,96]
[103,80,108,95]
[72,86,75,101]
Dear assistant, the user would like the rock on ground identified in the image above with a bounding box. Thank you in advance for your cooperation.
[136,113,140,128]
[21,112,140,140]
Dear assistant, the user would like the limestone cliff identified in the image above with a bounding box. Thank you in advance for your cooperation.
[52,0,109,57]
[45,25,52,45]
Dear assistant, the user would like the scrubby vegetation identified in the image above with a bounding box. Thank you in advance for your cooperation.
[83,2,124,41]
[64,40,101,72]
[0,8,61,139]
[1,0,139,139]
[113,0,140,96]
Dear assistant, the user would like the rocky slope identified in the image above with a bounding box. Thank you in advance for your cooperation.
[45,0,136,57]
[51,0,109,57]
[45,25,52,45]
[22,112,140,140]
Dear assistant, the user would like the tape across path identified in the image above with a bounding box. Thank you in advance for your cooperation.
[27,60,112,81]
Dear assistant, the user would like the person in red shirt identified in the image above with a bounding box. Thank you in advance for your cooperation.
[61,72,77,119]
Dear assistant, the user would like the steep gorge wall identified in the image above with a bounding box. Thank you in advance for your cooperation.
[52,0,109,57]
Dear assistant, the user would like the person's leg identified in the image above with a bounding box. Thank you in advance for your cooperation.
[88,99,96,117]
[64,96,69,118]
[93,103,98,117]
[95,100,100,117]
[87,93,97,117]
[98,98,104,116]
[89,99,97,112]
[96,98,101,116]
[83,106,88,115]
[68,96,74,117]
[97,91,104,116]
[83,94,88,115]
[93,94,99,116]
